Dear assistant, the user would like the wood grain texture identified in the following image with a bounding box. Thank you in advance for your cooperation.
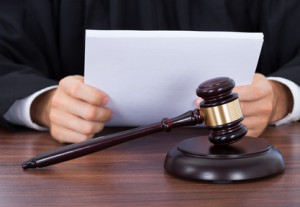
[0,124,300,207]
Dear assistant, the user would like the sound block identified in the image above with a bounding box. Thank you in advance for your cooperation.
[164,136,284,182]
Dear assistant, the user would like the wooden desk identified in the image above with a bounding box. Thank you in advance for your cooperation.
[0,124,300,207]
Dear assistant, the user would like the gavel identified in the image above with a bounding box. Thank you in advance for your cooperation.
[22,77,247,169]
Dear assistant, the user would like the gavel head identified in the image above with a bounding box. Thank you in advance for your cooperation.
[196,77,248,145]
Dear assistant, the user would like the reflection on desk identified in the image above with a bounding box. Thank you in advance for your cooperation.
[0,123,300,207]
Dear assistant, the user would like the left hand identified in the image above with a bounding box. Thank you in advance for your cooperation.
[196,73,293,137]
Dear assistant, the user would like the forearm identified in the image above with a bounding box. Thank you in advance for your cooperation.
[30,88,56,128]
[268,77,300,125]
[269,80,293,122]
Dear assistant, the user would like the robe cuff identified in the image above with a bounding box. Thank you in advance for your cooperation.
[3,85,57,130]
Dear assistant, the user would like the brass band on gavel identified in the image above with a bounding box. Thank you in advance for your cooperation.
[200,99,243,127]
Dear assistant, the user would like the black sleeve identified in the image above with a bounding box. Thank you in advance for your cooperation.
[0,1,58,129]
[269,48,300,85]
[251,0,300,85]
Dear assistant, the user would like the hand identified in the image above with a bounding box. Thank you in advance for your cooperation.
[30,75,112,143]
[196,73,293,137]
[233,73,293,136]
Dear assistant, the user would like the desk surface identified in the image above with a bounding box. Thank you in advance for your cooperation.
[0,124,300,207]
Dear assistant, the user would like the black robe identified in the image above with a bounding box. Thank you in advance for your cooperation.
[1,0,300,129]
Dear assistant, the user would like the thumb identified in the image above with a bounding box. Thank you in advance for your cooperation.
[195,97,203,109]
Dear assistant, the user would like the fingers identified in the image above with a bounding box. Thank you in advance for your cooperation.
[233,73,274,137]
[49,110,105,135]
[233,74,273,102]
[195,97,203,108]
[47,75,112,143]
[59,75,109,106]
[239,99,272,118]
[241,115,269,137]
[50,125,95,143]
[51,89,112,122]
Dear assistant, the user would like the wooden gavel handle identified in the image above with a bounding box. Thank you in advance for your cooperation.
[22,109,203,169]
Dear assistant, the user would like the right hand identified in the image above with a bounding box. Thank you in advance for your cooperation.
[31,75,112,143]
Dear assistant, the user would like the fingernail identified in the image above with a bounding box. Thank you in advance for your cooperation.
[102,97,109,105]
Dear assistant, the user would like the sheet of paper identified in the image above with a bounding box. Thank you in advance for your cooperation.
[84,30,263,126]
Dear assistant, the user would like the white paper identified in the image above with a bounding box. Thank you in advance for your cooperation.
[84,30,263,126]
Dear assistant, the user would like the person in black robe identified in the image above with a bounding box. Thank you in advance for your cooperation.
[0,0,299,143]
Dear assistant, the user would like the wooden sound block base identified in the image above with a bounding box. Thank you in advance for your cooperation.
[164,136,284,182]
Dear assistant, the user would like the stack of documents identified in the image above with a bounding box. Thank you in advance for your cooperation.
[84,30,263,126]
